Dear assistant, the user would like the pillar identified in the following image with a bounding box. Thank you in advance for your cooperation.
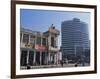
[28,34,30,44]
[49,33,51,46]
[33,50,36,65]
[35,35,37,47]
[21,32,23,45]
[56,37,58,47]
[48,33,51,64]
[27,50,29,65]
[55,53,57,64]
[48,52,50,64]
[40,52,42,65]
[41,33,43,46]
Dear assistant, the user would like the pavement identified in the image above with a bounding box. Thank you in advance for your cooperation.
[20,63,90,69]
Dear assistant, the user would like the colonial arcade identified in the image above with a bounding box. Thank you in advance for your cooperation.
[20,25,62,68]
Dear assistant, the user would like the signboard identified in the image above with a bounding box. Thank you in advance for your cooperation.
[49,46,58,52]
[25,44,33,48]
[35,44,47,51]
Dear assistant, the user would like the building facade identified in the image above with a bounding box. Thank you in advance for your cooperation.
[61,18,90,62]
[20,25,61,68]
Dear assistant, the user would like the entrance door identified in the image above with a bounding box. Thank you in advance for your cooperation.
[36,52,40,65]
[41,52,46,65]
[28,51,34,66]
[20,50,27,66]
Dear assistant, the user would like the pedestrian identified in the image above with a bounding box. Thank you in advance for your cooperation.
[75,63,78,67]
[27,64,31,69]
[61,60,64,67]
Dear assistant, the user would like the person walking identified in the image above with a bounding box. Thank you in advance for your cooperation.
[27,64,31,69]
[61,60,64,67]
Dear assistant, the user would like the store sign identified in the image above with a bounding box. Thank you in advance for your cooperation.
[25,44,33,48]
[35,44,47,51]
[49,46,58,52]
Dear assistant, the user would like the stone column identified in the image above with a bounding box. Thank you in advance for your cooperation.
[54,54,57,64]
[41,34,42,46]
[48,33,51,65]
[28,34,30,44]
[35,35,37,47]
[21,32,23,46]
[48,52,50,64]
[27,50,30,65]
[49,33,51,46]
[40,52,42,65]
[56,37,58,47]
[33,50,36,65]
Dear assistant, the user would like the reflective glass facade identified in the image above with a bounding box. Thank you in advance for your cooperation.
[61,18,90,60]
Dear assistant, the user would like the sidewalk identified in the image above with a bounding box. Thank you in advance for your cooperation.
[21,63,78,69]
[20,63,90,69]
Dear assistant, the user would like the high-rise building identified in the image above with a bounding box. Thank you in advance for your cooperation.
[61,18,90,61]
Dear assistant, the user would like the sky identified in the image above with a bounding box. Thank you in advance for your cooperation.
[20,9,90,48]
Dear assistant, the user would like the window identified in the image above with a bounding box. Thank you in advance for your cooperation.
[51,37,54,47]
[42,38,46,46]
[36,37,41,44]
[30,35,35,44]
[23,34,29,44]
[20,50,27,66]
[28,51,34,65]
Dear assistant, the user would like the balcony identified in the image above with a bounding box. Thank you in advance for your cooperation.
[49,46,59,52]
[20,43,34,49]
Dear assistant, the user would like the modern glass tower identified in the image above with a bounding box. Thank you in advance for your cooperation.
[61,18,90,61]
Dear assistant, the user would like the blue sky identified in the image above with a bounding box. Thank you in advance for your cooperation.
[20,9,90,48]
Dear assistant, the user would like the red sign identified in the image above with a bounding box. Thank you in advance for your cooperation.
[35,44,47,51]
